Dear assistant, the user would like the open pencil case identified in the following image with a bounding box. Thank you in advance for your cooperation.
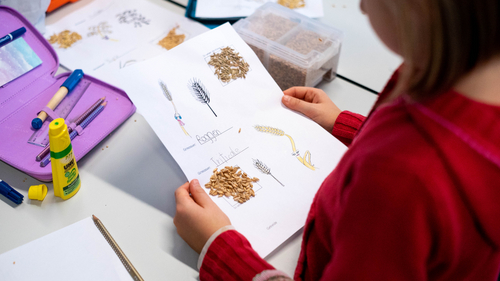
[0,6,136,181]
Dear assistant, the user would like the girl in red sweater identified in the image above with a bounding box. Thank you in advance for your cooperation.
[174,0,500,280]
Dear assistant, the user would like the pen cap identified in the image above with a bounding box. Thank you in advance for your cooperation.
[10,27,26,38]
[61,69,84,92]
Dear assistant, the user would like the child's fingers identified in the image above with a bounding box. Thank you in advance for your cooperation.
[283,87,311,100]
[188,179,213,208]
[284,87,324,103]
[175,181,194,206]
[282,94,318,118]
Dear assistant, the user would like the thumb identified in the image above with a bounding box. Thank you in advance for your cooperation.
[282,95,316,118]
[189,179,213,207]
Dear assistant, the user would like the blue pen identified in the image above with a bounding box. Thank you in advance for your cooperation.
[32,69,84,129]
[0,27,26,49]
[0,179,24,205]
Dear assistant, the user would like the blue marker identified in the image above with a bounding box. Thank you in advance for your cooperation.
[0,179,24,205]
[31,69,84,129]
[0,27,26,49]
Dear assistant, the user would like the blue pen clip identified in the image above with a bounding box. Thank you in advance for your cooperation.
[0,179,24,205]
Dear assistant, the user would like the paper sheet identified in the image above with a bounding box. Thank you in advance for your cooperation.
[45,0,209,75]
[0,217,133,281]
[195,0,324,19]
[100,23,347,257]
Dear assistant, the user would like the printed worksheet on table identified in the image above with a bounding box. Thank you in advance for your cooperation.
[45,0,209,75]
[100,23,347,258]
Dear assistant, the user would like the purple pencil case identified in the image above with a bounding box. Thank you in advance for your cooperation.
[0,6,136,181]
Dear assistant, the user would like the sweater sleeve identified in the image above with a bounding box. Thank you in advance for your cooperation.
[199,230,292,281]
[331,111,366,146]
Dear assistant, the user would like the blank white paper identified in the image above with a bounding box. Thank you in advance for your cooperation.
[0,217,133,281]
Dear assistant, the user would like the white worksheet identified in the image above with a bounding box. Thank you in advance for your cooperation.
[195,0,324,19]
[0,217,133,281]
[45,0,209,74]
[101,23,346,258]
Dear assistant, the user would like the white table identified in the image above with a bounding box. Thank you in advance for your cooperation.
[0,0,378,279]
[320,0,402,93]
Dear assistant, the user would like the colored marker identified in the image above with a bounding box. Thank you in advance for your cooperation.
[35,97,106,161]
[31,69,84,130]
[0,27,26,48]
[0,179,23,205]
[40,101,108,167]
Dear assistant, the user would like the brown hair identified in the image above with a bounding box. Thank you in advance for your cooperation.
[391,0,500,100]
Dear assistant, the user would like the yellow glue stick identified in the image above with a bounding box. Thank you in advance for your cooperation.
[49,118,81,200]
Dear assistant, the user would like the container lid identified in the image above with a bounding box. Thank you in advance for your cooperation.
[233,2,343,69]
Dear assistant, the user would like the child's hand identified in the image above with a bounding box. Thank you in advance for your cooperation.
[282,87,342,133]
[174,179,231,254]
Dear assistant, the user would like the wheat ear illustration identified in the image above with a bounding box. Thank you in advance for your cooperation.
[253,159,284,186]
[188,78,217,117]
[159,79,190,137]
[254,125,315,171]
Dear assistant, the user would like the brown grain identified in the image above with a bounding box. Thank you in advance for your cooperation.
[208,47,250,83]
[158,26,186,50]
[48,30,82,49]
[205,166,259,203]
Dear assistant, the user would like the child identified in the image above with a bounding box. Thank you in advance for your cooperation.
[174,0,500,280]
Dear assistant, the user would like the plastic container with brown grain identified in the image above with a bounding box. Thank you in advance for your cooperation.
[233,2,343,90]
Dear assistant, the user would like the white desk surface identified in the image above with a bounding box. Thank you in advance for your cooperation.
[0,0,378,279]
[320,0,402,92]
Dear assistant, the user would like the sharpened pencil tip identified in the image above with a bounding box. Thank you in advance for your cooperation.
[101,101,108,106]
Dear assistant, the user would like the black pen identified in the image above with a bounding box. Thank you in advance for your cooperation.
[0,27,26,49]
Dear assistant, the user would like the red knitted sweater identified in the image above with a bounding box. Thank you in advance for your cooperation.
[199,73,500,280]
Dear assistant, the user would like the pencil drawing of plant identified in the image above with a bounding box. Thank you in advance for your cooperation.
[159,79,190,137]
[253,159,284,186]
[188,78,217,117]
[88,22,118,41]
[254,125,315,170]
[116,10,150,28]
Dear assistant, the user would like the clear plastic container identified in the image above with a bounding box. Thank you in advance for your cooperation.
[233,2,343,90]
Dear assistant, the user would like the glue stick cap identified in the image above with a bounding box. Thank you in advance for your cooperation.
[28,184,47,201]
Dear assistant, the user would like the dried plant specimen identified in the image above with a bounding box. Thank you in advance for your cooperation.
[159,79,190,136]
[88,21,116,41]
[116,10,150,28]
[278,0,306,9]
[48,30,82,48]
[254,125,315,170]
[205,166,259,203]
[253,159,284,186]
[188,78,217,117]
[208,47,250,83]
[158,26,186,50]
